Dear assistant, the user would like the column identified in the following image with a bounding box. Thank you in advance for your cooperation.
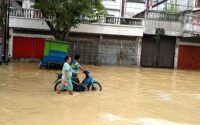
[8,28,13,58]
[174,37,180,69]
[137,36,142,67]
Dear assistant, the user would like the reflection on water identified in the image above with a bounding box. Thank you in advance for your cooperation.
[0,62,200,125]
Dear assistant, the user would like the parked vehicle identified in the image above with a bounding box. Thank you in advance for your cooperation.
[39,50,67,69]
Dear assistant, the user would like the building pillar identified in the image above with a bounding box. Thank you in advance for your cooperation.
[137,36,142,67]
[8,28,13,58]
[121,0,126,17]
[174,37,180,69]
[96,34,103,66]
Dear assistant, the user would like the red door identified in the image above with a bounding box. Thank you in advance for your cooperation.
[178,45,200,70]
[13,37,45,59]
[193,47,200,69]
[34,38,45,58]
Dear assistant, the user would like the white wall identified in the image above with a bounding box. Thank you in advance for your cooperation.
[103,0,121,16]
[103,0,145,17]
[22,0,31,9]
[20,0,35,9]
[103,0,121,11]
[107,9,121,17]
[125,2,145,17]
[144,19,183,36]
[9,17,50,30]
[71,24,143,36]
[21,0,146,17]
[9,17,143,36]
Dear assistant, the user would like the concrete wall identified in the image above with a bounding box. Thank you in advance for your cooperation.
[183,23,200,36]
[125,2,145,17]
[103,0,145,17]
[17,0,144,17]
[9,17,49,30]
[102,0,122,16]
[22,0,33,9]
[72,24,143,36]
[9,17,143,37]
[144,19,183,36]
[107,9,121,17]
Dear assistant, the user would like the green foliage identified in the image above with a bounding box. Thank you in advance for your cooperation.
[34,0,107,40]
[164,5,179,14]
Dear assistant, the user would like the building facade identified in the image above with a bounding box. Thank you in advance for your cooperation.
[5,0,144,66]
[96,0,145,17]
[1,0,200,70]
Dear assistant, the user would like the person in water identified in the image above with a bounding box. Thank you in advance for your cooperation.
[71,54,85,83]
[57,56,73,95]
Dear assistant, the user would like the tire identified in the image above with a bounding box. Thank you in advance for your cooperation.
[88,82,102,91]
[54,81,63,91]
[53,78,59,85]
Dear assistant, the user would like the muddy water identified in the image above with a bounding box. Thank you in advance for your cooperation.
[0,62,200,125]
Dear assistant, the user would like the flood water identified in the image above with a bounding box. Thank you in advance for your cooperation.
[0,62,200,125]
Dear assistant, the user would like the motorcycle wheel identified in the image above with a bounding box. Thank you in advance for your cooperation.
[88,82,102,91]
[54,81,63,91]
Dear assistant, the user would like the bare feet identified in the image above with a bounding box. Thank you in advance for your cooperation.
[57,90,62,94]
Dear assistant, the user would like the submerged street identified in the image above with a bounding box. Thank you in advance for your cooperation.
[0,62,200,125]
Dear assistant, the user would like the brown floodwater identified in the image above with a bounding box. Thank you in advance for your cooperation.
[0,62,200,125]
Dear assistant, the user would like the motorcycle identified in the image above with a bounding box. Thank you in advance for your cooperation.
[54,70,102,92]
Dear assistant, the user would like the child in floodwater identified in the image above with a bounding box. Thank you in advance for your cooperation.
[57,56,73,95]
[71,54,85,83]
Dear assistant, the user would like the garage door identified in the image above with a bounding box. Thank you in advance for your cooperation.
[178,45,200,70]
[141,35,176,68]
[99,40,138,65]
[71,39,138,65]
[13,37,45,59]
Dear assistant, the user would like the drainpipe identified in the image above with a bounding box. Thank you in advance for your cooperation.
[121,0,126,17]
[187,0,190,11]
[145,0,149,18]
